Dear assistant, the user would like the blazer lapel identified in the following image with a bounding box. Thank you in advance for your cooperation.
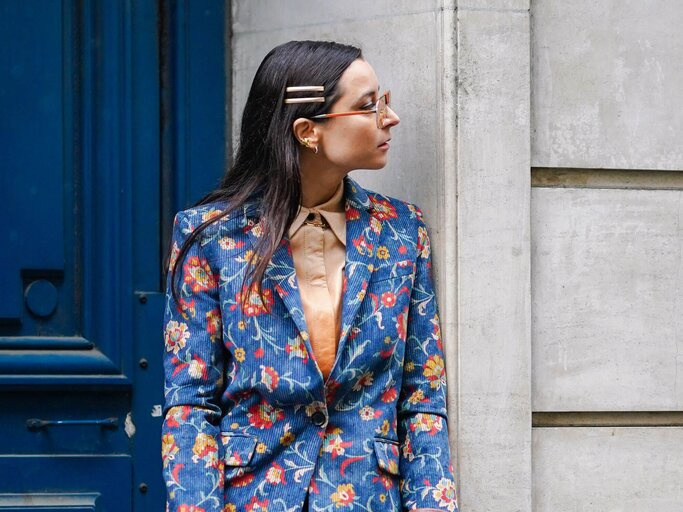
[241,202,311,351]
[325,176,382,384]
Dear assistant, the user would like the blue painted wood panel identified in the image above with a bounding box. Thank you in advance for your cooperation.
[0,0,73,330]
[0,0,227,509]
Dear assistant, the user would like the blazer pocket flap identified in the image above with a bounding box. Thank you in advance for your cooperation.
[373,438,400,476]
[221,433,258,467]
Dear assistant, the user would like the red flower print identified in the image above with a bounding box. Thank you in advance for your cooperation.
[232,472,255,487]
[325,378,341,404]
[161,433,178,468]
[380,291,396,308]
[183,256,218,293]
[423,355,446,389]
[177,297,196,318]
[234,284,273,317]
[178,505,205,512]
[381,387,398,403]
[396,306,408,340]
[372,474,394,490]
[165,405,191,428]
[432,477,458,512]
[260,365,279,392]
[331,483,356,507]
[409,413,443,436]
[352,234,373,257]
[247,400,284,429]
[417,225,430,258]
[285,336,308,362]
[191,433,219,469]
[165,320,190,355]
[265,461,286,484]
[205,308,222,341]
[322,432,353,459]
[254,347,265,358]
[346,206,361,221]
[369,197,398,221]
[246,496,269,512]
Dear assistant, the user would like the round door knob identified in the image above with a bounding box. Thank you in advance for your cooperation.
[25,279,58,318]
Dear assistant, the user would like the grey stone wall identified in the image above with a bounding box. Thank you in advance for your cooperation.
[530,2,683,510]
[229,0,683,509]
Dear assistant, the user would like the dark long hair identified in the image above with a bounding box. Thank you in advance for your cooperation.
[169,40,363,310]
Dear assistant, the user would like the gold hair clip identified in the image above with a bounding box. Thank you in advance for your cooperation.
[284,85,326,104]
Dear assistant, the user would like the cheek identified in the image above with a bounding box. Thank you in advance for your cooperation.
[324,126,383,167]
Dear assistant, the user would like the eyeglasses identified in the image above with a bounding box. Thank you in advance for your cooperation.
[309,90,392,129]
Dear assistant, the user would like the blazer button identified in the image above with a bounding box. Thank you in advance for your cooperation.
[311,411,327,427]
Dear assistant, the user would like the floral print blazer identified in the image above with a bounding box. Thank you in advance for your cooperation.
[162,175,459,512]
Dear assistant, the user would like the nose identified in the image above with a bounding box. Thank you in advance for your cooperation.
[382,105,400,128]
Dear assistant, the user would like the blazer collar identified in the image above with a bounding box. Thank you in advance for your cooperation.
[243,175,382,388]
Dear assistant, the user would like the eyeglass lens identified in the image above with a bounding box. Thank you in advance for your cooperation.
[376,93,389,128]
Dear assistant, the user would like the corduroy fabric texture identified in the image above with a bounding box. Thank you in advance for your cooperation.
[161,175,459,512]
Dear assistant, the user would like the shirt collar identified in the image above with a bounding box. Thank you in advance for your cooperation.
[288,180,346,246]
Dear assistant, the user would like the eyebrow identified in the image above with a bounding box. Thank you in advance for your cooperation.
[354,86,381,105]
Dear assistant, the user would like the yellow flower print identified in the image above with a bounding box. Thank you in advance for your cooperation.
[331,483,356,507]
[376,246,390,260]
[256,442,267,454]
[201,208,223,222]
[280,431,295,446]
[404,361,415,372]
[164,320,190,355]
[238,320,246,330]
[376,419,391,437]
[234,347,246,362]
[431,477,458,512]
[408,389,425,404]
[423,354,446,389]
[161,433,178,468]
[191,432,218,468]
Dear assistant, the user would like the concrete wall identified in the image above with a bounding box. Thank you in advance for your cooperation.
[530,1,683,510]
[229,0,683,509]
[229,1,531,511]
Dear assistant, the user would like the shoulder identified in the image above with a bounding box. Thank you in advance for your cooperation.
[172,199,254,240]
[361,185,427,234]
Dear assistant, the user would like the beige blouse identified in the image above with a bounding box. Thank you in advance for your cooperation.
[287,181,346,380]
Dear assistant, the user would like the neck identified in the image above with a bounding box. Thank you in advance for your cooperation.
[299,156,348,208]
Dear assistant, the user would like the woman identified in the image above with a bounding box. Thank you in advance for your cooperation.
[162,40,459,512]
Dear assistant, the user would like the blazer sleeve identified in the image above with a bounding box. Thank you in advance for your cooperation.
[397,208,459,512]
[161,211,226,512]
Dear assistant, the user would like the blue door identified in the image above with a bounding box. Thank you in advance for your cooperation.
[0,1,226,510]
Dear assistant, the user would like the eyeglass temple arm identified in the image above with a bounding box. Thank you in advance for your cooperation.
[310,110,376,119]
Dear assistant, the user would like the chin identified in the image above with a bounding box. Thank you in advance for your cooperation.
[366,156,389,170]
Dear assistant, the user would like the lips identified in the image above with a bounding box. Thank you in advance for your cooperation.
[378,138,391,147]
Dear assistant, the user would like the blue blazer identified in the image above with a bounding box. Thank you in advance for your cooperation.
[162,175,459,512]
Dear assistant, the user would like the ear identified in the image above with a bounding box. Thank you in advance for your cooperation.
[292,117,321,146]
